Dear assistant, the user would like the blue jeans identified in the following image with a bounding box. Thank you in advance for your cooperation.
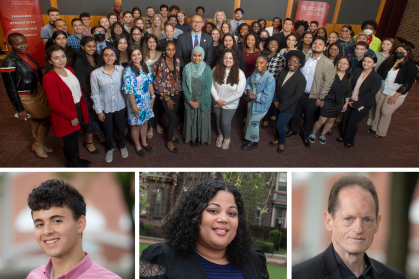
[275,108,294,144]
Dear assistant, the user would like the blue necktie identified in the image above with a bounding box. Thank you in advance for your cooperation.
[99,45,104,53]
[194,35,199,47]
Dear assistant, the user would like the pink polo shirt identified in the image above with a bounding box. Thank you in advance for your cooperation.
[26,252,121,279]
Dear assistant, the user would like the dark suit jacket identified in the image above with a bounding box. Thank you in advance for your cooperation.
[176,31,214,70]
[350,68,382,109]
[271,32,287,50]
[293,243,406,279]
[273,68,307,115]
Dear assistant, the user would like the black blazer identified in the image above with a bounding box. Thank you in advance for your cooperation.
[271,32,287,50]
[176,31,214,70]
[292,243,406,279]
[73,57,96,96]
[377,61,418,95]
[273,69,306,114]
[140,243,268,279]
[350,68,382,109]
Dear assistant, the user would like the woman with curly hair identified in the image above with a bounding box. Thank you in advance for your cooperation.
[140,180,269,279]
[242,53,275,151]
[258,19,267,30]
[215,34,246,72]
[251,21,261,36]
[212,50,246,149]
[294,20,309,38]
[315,27,327,39]
[270,50,306,153]
[122,44,154,157]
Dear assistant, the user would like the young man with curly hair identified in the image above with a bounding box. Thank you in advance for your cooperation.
[353,20,382,52]
[26,179,121,279]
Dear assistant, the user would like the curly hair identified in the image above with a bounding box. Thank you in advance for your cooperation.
[383,44,414,70]
[236,23,253,37]
[28,179,86,220]
[285,50,306,68]
[244,32,260,52]
[161,180,253,266]
[294,20,309,32]
[315,27,328,39]
[213,49,240,86]
[218,33,240,56]
[127,44,149,76]
[361,19,378,31]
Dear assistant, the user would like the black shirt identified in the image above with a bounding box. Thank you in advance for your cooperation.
[326,74,351,104]
[176,22,192,33]
[334,248,372,279]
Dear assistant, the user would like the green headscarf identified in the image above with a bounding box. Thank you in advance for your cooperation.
[184,46,206,90]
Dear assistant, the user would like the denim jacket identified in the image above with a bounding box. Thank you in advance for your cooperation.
[245,70,276,115]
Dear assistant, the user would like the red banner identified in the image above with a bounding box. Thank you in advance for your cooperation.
[295,1,330,29]
[0,0,45,66]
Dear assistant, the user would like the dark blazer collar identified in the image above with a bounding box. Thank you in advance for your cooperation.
[322,243,384,279]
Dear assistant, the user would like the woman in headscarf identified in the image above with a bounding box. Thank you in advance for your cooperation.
[182,46,212,147]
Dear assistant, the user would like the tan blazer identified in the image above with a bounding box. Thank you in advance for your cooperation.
[306,54,335,100]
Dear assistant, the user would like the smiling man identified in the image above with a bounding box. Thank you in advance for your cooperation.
[26,179,121,279]
[293,175,406,279]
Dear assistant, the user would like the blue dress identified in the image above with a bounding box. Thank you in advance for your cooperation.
[122,64,155,125]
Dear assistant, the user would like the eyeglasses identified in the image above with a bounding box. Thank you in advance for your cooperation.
[114,26,122,30]
[236,13,243,16]
[94,31,105,34]
[169,19,177,22]
[104,53,116,57]
[330,48,339,51]
[147,10,154,13]
[190,21,203,24]
[197,11,204,14]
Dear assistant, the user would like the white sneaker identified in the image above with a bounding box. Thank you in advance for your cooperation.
[319,134,326,144]
[308,133,316,143]
[121,147,129,158]
[271,115,276,120]
[105,149,114,163]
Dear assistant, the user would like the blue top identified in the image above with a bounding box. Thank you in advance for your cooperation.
[196,252,245,279]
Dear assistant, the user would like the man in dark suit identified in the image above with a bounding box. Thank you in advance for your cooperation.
[293,175,406,279]
[91,25,113,54]
[160,23,178,56]
[176,15,214,70]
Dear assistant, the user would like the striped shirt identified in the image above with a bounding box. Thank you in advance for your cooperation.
[90,65,126,114]
[67,33,85,52]
[26,252,121,279]
[196,252,245,279]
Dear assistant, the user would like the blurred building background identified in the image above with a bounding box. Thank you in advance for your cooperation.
[140,172,287,229]
[292,172,419,278]
[140,172,287,247]
[0,172,135,279]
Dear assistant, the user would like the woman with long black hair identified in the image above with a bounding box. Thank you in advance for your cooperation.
[153,41,182,153]
[50,30,77,67]
[43,45,90,167]
[108,21,130,44]
[309,55,352,145]
[215,33,246,72]
[74,36,105,154]
[370,44,418,137]
[337,54,382,147]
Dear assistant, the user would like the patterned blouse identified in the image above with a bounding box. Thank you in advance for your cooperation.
[267,52,286,81]
[153,57,182,100]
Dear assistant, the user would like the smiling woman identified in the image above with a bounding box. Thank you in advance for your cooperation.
[140,180,269,279]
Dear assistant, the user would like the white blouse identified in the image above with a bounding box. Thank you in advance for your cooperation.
[211,69,246,110]
[381,68,404,97]
[58,68,82,104]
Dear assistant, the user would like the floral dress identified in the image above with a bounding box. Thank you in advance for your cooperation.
[122,64,155,125]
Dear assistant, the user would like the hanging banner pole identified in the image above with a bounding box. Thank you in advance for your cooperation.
[0,0,45,66]
[295,1,331,29]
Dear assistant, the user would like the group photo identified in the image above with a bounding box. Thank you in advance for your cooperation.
[0,0,418,167]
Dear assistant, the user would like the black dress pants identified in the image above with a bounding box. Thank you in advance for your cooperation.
[290,95,318,137]
[341,105,371,146]
[153,94,180,141]
[101,109,126,151]
[62,130,79,165]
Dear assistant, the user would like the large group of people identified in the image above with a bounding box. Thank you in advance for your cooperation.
[1,3,417,167]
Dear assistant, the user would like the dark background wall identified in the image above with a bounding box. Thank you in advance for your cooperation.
[337,0,381,24]
[240,0,288,21]
[57,0,116,16]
